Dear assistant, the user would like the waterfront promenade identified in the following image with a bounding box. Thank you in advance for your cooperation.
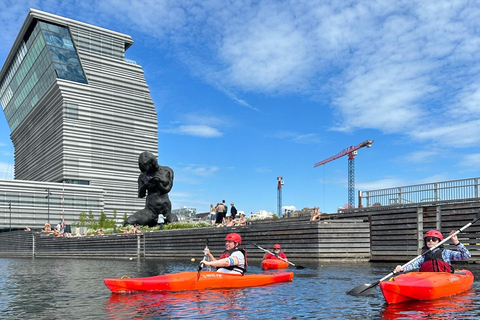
[0,216,370,261]
[1,199,479,263]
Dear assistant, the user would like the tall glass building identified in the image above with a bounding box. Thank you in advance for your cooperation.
[0,9,158,228]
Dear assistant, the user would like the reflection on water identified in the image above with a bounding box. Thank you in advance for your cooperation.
[0,258,479,319]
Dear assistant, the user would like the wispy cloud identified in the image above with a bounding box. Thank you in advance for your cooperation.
[159,112,224,137]
[183,164,219,176]
[159,125,222,137]
[255,167,271,173]
[460,154,480,170]
[400,150,440,163]
[271,131,321,144]
[356,178,408,191]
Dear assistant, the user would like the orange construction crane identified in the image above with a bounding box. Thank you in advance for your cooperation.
[314,139,373,208]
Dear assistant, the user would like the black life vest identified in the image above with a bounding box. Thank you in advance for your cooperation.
[218,247,248,274]
[420,247,453,273]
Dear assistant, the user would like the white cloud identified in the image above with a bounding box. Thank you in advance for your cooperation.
[159,112,225,137]
[413,119,480,147]
[255,167,271,173]
[271,131,321,144]
[460,154,480,170]
[356,178,407,191]
[400,150,440,163]
[178,125,222,137]
[159,125,222,137]
[183,164,219,176]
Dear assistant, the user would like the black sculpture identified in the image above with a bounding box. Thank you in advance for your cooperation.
[124,151,178,227]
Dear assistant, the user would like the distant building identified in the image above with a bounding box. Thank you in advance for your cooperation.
[289,207,314,218]
[172,206,196,221]
[250,210,276,220]
[0,9,157,229]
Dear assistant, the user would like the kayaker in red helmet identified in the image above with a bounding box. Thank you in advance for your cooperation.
[263,244,288,260]
[201,233,247,275]
[394,229,471,273]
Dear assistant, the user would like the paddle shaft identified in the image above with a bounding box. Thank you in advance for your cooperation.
[197,239,209,280]
[252,243,304,268]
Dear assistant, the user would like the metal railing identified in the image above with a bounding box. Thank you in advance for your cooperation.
[359,177,480,208]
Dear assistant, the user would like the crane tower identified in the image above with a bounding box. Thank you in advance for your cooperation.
[314,140,373,208]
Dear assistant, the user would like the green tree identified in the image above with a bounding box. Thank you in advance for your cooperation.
[88,210,98,229]
[78,211,88,227]
[98,211,106,228]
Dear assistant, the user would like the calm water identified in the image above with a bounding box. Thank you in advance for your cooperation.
[1,257,479,319]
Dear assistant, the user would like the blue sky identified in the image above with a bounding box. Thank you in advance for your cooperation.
[2,1,480,216]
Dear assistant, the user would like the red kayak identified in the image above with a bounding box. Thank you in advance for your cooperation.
[261,259,289,270]
[379,270,474,304]
[104,271,294,293]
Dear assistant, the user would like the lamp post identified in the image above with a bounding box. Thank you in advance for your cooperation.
[277,176,284,217]
[8,200,12,231]
[46,188,52,224]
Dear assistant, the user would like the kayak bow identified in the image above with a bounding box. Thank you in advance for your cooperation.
[379,269,474,304]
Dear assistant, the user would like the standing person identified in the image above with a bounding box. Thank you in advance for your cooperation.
[230,202,238,220]
[215,202,225,225]
[222,200,228,221]
[210,204,216,226]
[157,213,165,230]
[263,244,288,260]
[394,230,471,273]
[201,233,247,275]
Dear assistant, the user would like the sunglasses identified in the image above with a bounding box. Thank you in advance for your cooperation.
[425,237,440,242]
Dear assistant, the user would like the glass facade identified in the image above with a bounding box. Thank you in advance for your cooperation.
[0,20,87,132]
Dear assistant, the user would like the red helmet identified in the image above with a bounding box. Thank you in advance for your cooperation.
[424,230,443,241]
[273,244,281,249]
[225,233,242,244]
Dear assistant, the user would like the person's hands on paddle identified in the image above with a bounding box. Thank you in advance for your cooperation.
[200,247,216,268]
[450,230,460,245]
[394,265,403,273]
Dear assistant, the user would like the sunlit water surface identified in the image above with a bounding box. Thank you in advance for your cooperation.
[0,258,479,319]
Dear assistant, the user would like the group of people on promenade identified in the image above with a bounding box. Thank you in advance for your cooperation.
[210,201,247,227]
[41,220,68,236]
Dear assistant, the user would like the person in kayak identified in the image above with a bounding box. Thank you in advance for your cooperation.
[394,229,471,273]
[263,244,288,260]
[201,233,247,275]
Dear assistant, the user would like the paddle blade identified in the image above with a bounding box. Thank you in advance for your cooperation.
[347,280,380,296]
[295,265,306,269]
